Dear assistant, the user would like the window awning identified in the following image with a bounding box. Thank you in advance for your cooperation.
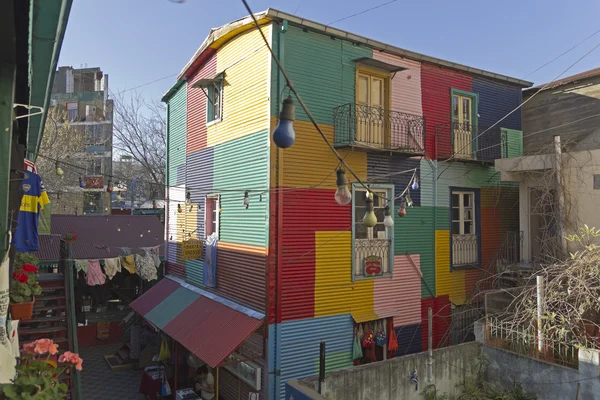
[130,276,264,368]
[353,57,408,73]
[191,73,225,89]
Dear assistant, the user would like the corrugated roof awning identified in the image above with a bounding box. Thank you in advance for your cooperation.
[353,57,407,73]
[130,276,264,368]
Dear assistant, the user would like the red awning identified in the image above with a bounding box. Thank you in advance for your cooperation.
[130,277,264,368]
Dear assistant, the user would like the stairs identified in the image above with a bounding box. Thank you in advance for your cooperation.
[19,273,73,398]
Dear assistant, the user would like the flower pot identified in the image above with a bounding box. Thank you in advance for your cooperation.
[10,298,34,320]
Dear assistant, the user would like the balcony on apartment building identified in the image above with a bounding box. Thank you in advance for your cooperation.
[435,122,516,163]
[334,103,426,155]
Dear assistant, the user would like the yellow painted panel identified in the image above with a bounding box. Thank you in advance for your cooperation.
[207,25,272,147]
[314,231,374,317]
[435,230,466,305]
[270,118,368,188]
[184,205,199,240]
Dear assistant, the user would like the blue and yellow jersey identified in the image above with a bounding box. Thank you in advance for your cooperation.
[13,171,50,252]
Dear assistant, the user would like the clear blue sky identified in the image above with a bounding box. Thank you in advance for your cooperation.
[59,0,600,104]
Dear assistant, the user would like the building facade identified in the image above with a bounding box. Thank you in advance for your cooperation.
[51,66,113,215]
[161,9,531,399]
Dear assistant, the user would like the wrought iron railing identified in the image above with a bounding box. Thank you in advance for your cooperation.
[452,234,478,266]
[334,103,425,154]
[435,122,506,162]
[354,238,391,278]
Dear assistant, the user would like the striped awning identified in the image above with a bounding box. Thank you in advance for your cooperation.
[130,276,264,368]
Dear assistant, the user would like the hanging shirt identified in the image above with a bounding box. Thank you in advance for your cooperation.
[13,171,50,252]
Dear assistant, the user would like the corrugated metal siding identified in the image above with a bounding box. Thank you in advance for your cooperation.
[186,146,214,244]
[367,153,420,207]
[166,261,185,279]
[394,323,423,356]
[272,118,367,188]
[435,207,450,230]
[435,230,466,305]
[278,26,372,124]
[217,244,266,312]
[421,295,452,350]
[314,231,374,317]
[208,25,271,147]
[167,186,186,269]
[472,76,522,130]
[279,189,351,322]
[419,160,435,207]
[278,314,354,399]
[167,84,187,186]
[214,130,269,247]
[374,255,421,326]
[187,50,216,154]
[219,362,265,400]
[394,206,435,298]
[421,64,472,158]
[372,52,423,117]
[502,128,523,158]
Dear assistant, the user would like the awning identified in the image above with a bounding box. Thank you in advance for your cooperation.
[351,309,397,323]
[130,276,264,368]
[191,73,225,89]
[353,57,407,73]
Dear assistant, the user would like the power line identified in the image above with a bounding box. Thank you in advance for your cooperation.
[111,73,178,97]
[328,0,398,25]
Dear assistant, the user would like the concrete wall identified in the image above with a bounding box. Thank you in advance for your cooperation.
[484,345,600,400]
[299,343,481,400]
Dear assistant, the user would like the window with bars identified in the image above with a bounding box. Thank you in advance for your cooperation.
[451,189,480,267]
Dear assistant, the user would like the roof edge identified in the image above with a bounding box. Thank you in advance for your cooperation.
[161,79,186,103]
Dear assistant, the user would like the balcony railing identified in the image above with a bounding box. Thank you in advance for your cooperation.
[452,233,478,266]
[334,103,425,154]
[354,238,391,278]
[435,122,507,162]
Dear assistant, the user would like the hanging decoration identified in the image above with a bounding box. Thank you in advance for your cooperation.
[405,193,413,208]
[106,179,113,193]
[398,200,407,217]
[177,203,182,213]
[363,197,377,228]
[243,191,250,209]
[185,189,191,204]
[411,178,419,191]
[117,226,121,232]
[55,163,64,177]
[383,205,394,227]
[78,177,85,189]
[272,95,296,148]
[182,239,204,261]
[116,193,122,201]
[139,232,144,238]
[334,169,351,205]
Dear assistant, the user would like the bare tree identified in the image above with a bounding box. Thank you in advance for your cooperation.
[112,92,166,197]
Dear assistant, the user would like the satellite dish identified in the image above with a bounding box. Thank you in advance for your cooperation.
[187,353,204,369]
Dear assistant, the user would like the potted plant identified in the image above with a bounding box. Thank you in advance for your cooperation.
[63,232,77,243]
[0,338,83,399]
[9,264,42,320]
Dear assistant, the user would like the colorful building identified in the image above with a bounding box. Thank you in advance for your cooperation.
[151,9,532,399]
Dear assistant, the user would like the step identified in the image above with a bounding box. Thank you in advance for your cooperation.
[19,325,67,335]
[20,315,66,324]
[42,286,65,293]
[36,295,66,302]
[34,305,66,312]
[38,273,64,283]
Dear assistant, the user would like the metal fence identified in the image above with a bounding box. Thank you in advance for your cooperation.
[435,122,504,162]
[452,234,478,266]
[354,238,391,278]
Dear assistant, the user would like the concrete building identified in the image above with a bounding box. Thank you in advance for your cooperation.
[51,66,113,215]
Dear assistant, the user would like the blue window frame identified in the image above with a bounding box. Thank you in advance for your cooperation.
[351,183,395,280]
[449,187,481,270]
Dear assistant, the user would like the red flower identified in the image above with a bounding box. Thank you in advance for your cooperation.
[13,273,28,283]
[22,264,39,273]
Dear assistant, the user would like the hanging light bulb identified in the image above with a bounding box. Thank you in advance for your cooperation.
[107,179,114,193]
[140,232,144,238]
[117,226,121,232]
[334,169,351,205]
[104,207,108,212]
[55,163,64,177]
[186,189,191,204]
[169,235,173,240]
[155,236,158,241]
[363,197,377,228]
[243,191,250,209]
[383,205,394,227]
[178,203,182,213]
[189,204,193,212]
[116,193,122,201]
[411,179,419,191]
[89,201,93,206]
[398,200,407,217]
[272,95,296,148]
[79,176,85,188]
[147,229,151,233]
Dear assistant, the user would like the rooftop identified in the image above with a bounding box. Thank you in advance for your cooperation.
[524,67,600,95]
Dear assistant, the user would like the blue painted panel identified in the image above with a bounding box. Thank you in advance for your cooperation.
[144,287,199,329]
[394,323,422,356]
[185,260,203,287]
[186,147,214,242]
[367,153,421,207]
[472,76,522,131]
[277,314,354,399]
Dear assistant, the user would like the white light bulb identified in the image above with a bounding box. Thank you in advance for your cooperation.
[384,214,394,228]
[334,169,352,205]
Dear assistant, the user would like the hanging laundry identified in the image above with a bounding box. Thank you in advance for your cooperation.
[86,260,106,286]
[118,247,132,256]
[13,171,50,252]
[135,253,157,282]
[0,243,16,383]
[75,260,88,274]
[94,244,111,253]
[103,257,122,280]
[142,246,161,268]
[121,255,136,274]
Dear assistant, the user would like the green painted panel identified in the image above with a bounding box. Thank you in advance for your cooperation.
[435,207,450,230]
[313,350,353,374]
[501,128,524,158]
[394,206,435,298]
[167,84,187,186]
[185,259,203,287]
[272,25,373,124]
[213,130,269,247]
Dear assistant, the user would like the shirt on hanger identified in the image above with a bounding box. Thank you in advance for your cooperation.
[13,171,50,252]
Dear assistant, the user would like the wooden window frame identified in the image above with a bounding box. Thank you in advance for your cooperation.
[450,187,482,270]
[355,66,392,146]
[205,194,220,239]
[206,81,223,126]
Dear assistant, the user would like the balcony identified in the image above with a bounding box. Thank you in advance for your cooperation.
[452,233,478,267]
[353,238,391,278]
[435,122,507,163]
[334,103,425,155]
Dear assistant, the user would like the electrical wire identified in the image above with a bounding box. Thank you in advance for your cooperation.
[328,0,398,25]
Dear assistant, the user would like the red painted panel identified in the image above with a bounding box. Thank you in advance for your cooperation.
[130,278,180,316]
[469,207,502,295]
[217,247,266,312]
[421,64,472,159]
[277,188,352,323]
[420,295,452,350]
[77,321,125,348]
[187,49,216,154]
[420,297,435,351]
[166,261,185,280]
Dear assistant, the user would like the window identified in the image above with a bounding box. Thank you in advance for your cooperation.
[205,195,220,238]
[86,158,102,176]
[352,185,394,279]
[451,189,479,267]
[355,68,389,146]
[66,102,78,121]
[83,192,103,215]
[206,82,222,124]
[451,90,477,159]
